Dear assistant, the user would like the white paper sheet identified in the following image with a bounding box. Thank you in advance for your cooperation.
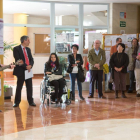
[120,35,127,44]
[105,51,110,65]
[127,34,136,42]
[105,36,111,46]
[56,33,67,42]
[25,69,33,80]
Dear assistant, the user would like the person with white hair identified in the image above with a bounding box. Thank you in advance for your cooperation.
[88,40,106,98]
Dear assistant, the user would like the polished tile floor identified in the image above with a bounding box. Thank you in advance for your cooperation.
[1,78,140,140]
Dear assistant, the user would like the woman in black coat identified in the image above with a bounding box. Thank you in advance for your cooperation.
[110,43,129,98]
[67,44,85,101]
[44,53,64,103]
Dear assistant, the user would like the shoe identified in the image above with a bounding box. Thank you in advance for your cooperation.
[88,95,93,98]
[55,98,59,104]
[71,96,75,101]
[99,95,106,99]
[29,102,36,106]
[59,98,62,103]
[128,90,133,93]
[13,103,19,107]
[80,96,85,100]
[122,91,127,98]
[136,94,140,97]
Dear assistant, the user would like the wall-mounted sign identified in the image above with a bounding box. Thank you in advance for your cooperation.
[120,21,126,27]
[120,12,126,19]
[120,30,125,34]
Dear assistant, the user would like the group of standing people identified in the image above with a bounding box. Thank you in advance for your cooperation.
[11,35,140,107]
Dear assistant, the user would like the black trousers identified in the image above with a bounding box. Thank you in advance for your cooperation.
[14,75,33,104]
[50,78,64,99]
[89,70,103,97]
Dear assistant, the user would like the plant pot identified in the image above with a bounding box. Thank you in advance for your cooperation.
[4,87,13,99]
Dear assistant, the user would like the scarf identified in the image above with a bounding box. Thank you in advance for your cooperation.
[50,61,56,70]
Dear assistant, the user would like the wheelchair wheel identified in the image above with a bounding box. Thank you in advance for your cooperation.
[66,96,71,105]
[40,81,46,104]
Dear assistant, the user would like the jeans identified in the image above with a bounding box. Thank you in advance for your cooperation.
[69,73,82,97]
[129,70,135,91]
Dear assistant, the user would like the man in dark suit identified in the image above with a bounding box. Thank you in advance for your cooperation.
[13,35,36,107]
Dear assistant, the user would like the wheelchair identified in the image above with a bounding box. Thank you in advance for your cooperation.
[40,76,71,106]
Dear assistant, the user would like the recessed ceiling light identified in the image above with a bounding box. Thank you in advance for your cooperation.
[42,9,47,10]
[87,15,91,16]
[60,15,64,16]
[67,4,72,6]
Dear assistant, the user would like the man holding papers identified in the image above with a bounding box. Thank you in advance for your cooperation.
[13,35,36,107]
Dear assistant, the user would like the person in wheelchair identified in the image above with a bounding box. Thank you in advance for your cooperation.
[44,53,64,104]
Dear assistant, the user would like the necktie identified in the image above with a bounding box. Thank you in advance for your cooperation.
[23,47,29,65]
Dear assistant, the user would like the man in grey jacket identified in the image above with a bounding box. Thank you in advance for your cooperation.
[127,38,137,93]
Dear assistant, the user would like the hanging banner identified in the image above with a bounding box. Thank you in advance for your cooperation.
[0,19,3,55]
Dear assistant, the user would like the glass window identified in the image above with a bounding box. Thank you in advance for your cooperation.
[55,4,79,26]
[83,5,108,26]
[3,1,50,25]
[55,28,79,55]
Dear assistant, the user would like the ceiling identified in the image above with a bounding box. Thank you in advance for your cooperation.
[11,0,140,4]
[3,0,140,17]
[3,1,108,16]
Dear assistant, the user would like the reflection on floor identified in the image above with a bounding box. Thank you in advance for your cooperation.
[0,78,140,139]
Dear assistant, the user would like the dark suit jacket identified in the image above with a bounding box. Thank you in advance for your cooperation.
[13,45,34,77]
[67,53,83,73]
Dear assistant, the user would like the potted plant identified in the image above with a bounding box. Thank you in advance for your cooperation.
[3,41,18,99]
[4,84,13,99]
[58,56,67,76]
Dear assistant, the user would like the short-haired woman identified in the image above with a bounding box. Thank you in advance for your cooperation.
[44,53,64,103]
[67,44,85,101]
[110,43,129,98]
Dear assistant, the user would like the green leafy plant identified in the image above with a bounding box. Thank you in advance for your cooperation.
[4,84,11,92]
[3,41,18,93]
[58,56,67,76]
[3,41,18,57]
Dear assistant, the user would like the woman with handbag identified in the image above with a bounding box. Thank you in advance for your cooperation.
[44,53,64,103]
[67,44,85,101]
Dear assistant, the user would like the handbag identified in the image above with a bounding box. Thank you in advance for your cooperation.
[47,74,63,82]
[66,65,72,73]
[77,67,85,82]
